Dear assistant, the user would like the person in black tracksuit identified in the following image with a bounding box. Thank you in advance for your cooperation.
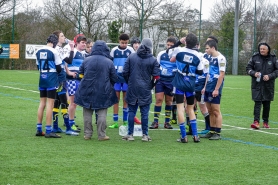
[246,43,278,129]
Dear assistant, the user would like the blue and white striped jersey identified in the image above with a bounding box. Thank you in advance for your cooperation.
[110,46,135,83]
[205,52,226,94]
[36,45,62,88]
[157,50,177,82]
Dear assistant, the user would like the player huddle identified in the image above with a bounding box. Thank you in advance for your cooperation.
[35,31,226,142]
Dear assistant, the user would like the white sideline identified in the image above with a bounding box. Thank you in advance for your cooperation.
[222,124,278,136]
[0,85,39,93]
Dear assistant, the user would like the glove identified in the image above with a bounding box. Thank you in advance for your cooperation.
[151,76,160,88]
[75,73,84,79]
[151,79,158,88]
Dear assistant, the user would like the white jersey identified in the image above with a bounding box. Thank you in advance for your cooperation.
[55,44,71,70]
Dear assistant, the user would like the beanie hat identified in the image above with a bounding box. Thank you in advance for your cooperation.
[141,38,153,50]
[130,37,141,47]
[46,34,58,48]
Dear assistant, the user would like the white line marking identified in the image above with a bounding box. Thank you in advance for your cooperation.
[224,87,245,90]
[0,85,39,93]
[16,71,38,74]
[222,124,278,136]
[224,86,278,93]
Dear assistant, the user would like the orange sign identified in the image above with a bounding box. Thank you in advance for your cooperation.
[9,44,20,59]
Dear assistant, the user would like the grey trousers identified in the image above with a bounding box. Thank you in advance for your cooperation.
[83,108,107,139]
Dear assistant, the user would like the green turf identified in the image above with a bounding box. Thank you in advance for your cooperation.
[1,70,278,185]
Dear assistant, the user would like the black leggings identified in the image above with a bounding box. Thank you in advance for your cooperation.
[175,94,195,105]
[54,93,68,109]
[253,101,270,123]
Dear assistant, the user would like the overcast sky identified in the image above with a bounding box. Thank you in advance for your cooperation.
[32,0,277,20]
[186,0,214,20]
[32,0,214,19]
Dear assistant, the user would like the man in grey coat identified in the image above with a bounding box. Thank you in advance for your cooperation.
[74,40,118,140]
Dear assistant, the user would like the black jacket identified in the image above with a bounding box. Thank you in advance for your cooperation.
[246,48,278,101]
[74,40,118,109]
[123,45,160,106]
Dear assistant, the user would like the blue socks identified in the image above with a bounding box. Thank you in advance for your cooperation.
[190,119,198,136]
[179,123,186,138]
[63,113,71,131]
[69,119,75,127]
[123,108,128,122]
[37,123,42,132]
[215,127,221,134]
[210,127,216,132]
[154,106,161,123]
[45,125,52,134]
[52,111,59,129]
[113,114,118,122]
[165,105,172,123]
[204,113,210,130]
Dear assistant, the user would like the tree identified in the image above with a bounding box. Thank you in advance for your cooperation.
[107,19,122,43]
[158,2,199,38]
[0,0,13,15]
[111,0,165,37]
[217,12,245,50]
[44,0,112,40]
[216,12,245,74]
[254,0,276,47]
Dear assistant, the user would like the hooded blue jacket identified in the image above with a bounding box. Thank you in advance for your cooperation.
[74,40,118,109]
[123,45,160,106]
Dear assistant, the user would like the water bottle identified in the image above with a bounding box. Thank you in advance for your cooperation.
[256,72,261,82]
[65,38,71,44]
[200,94,205,104]
[119,125,127,136]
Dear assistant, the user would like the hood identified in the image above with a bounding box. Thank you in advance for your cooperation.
[91,40,112,60]
[130,36,141,48]
[258,42,271,56]
[137,45,153,59]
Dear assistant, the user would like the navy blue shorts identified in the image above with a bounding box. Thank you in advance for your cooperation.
[174,88,195,97]
[174,88,195,105]
[39,87,57,99]
[195,91,202,102]
[155,80,174,96]
[114,82,128,92]
[204,91,221,104]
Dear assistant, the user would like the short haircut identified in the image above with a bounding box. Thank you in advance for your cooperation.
[46,34,58,47]
[76,36,86,43]
[73,34,86,44]
[119,33,129,41]
[52,30,62,39]
[258,42,271,55]
[86,38,93,45]
[207,36,218,44]
[185,33,198,49]
[205,40,218,51]
[167,37,177,44]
